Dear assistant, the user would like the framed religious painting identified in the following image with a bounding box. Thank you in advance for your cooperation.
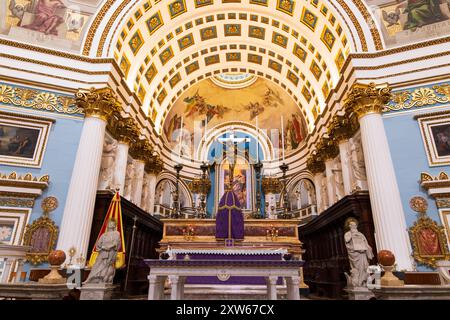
[417,111,450,166]
[0,208,31,245]
[0,111,53,168]
[409,214,450,268]
[23,215,58,265]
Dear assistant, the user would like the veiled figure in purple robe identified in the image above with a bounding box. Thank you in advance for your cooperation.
[215,190,244,240]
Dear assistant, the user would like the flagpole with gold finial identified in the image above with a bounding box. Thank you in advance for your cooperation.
[87,191,126,269]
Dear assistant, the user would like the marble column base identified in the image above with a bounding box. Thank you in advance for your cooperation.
[345,286,375,300]
[80,283,115,300]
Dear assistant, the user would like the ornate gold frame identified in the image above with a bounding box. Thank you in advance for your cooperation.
[416,111,450,167]
[409,214,450,268]
[23,216,58,265]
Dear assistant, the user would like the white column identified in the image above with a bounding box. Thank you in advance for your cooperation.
[1,258,12,283]
[286,276,301,300]
[146,173,157,214]
[313,173,323,213]
[131,160,145,205]
[325,159,336,206]
[266,276,278,300]
[57,116,107,265]
[359,112,413,270]
[15,259,24,283]
[169,275,181,300]
[338,140,352,195]
[113,142,130,194]
[57,87,120,266]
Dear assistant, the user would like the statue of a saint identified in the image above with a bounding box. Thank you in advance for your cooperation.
[85,219,121,284]
[344,218,374,288]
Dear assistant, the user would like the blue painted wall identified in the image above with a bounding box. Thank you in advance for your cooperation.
[383,84,450,271]
[0,89,84,276]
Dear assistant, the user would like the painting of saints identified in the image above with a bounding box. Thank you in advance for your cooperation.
[403,0,445,30]
[431,124,450,157]
[30,227,51,253]
[23,0,66,36]
[0,125,39,159]
[417,227,442,255]
[286,112,307,150]
[164,114,182,142]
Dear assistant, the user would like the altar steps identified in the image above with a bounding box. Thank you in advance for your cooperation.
[166,285,290,300]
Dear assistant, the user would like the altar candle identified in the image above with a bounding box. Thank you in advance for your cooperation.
[179,116,184,153]
[281,116,285,161]
[204,116,208,142]
[256,115,259,163]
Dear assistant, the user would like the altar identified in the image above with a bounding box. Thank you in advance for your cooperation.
[156,218,306,296]
[145,259,304,300]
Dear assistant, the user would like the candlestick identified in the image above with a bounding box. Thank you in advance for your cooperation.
[281,116,285,161]
[256,117,258,163]
[178,116,184,154]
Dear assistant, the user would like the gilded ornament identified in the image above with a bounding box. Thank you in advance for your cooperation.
[0,84,82,115]
[409,213,450,268]
[41,196,59,213]
[344,82,391,118]
[420,172,433,182]
[316,137,339,160]
[130,139,153,161]
[409,196,428,214]
[145,155,164,174]
[189,176,211,194]
[75,87,121,121]
[23,215,59,265]
[262,177,282,194]
[306,156,325,174]
[327,112,359,143]
[110,116,139,144]
[436,199,450,209]
[385,83,449,112]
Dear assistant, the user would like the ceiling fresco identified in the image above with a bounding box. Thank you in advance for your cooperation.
[0,0,100,52]
[163,76,308,158]
[366,0,450,47]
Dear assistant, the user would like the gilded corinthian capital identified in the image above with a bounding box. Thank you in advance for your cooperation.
[327,111,359,143]
[306,155,325,174]
[111,117,139,144]
[75,87,121,121]
[145,155,164,174]
[130,139,153,161]
[344,82,392,119]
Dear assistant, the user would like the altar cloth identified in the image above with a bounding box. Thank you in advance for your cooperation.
[215,191,244,240]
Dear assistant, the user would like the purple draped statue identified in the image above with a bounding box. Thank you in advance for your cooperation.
[215,190,244,240]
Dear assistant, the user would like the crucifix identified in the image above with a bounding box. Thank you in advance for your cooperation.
[218,132,250,189]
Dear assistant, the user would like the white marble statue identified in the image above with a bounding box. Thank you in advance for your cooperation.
[333,160,345,200]
[85,219,121,284]
[320,174,328,211]
[344,218,374,288]
[98,139,118,190]
[141,177,149,212]
[350,137,367,185]
[124,161,134,200]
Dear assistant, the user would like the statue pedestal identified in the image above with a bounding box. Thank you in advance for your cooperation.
[344,286,374,300]
[38,266,66,284]
[80,283,116,300]
[381,266,404,287]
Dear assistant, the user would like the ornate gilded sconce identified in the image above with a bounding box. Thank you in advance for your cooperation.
[262,176,282,194]
[266,225,279,241]
[189,162,211,218]
[182,225,195,241]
